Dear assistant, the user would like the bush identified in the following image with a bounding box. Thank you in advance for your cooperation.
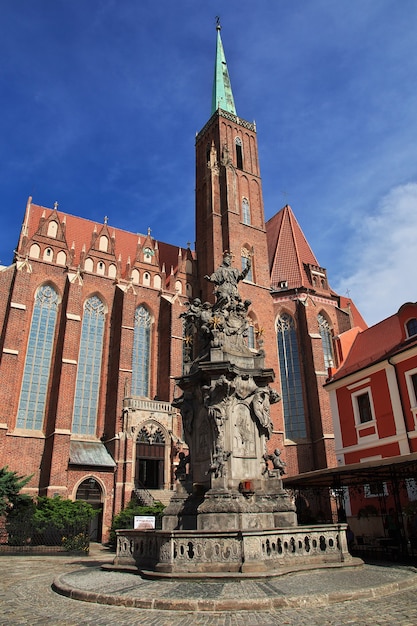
[5,496,36,546]
[110,499,165,545]
[32,497,96,547]
[5,495,97,549]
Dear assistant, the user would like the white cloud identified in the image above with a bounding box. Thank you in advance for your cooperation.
[335,182,417,326]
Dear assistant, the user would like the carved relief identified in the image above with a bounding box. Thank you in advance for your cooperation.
[233,403,256,457]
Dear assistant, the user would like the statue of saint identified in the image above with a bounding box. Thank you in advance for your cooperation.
[205,251,251,310]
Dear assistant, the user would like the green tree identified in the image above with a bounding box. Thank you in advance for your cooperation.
[0,466,32,517]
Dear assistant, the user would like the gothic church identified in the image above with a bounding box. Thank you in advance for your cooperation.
[0,26,365,540]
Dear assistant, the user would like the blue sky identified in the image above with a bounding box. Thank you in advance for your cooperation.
[1,1,416,326]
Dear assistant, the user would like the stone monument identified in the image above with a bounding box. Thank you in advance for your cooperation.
[164,251,296,532]
[113,253,357,577]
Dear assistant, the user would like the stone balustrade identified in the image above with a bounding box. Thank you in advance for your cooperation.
[114,524,356,577]
[122,397,173,413]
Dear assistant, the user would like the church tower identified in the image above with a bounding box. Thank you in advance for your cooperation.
[195,22,279,376]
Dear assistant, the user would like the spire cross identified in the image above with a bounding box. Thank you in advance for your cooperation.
[215,16,221,30]
[148,227,151,236]
[104,216,108,224]
[53,201,59,211]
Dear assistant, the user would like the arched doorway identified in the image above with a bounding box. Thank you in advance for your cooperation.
[136,427,165,489]
[76,478,103,542]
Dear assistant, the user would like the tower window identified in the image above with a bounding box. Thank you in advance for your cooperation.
[241,249,253,282]
[247,323,256,350]
[235,137,243,170]
[242,198,250,225]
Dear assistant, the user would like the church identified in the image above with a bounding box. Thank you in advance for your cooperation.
[0,25,365,541]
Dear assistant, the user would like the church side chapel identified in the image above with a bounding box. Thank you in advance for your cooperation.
[0,24,364,541]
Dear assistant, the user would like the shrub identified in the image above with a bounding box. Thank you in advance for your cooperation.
[110,499,165,545]
[32,497,96,547]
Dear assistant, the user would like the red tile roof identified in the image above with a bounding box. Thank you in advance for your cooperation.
[266,205,319,290]
[21,202,187,280]
[330,314,405,381]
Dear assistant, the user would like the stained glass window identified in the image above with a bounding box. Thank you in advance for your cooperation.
[277,313,306,439]
[72,295,105,435]
[132,306,151,397]
[17,285,59,430]
[318,313,334,369]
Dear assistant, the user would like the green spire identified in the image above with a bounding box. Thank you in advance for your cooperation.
[211,21,236,115]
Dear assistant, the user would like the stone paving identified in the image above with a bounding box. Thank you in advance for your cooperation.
[1,545,417,625]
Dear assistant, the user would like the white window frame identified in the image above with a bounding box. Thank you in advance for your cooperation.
[405,366,417,428]
[351,386,376,430]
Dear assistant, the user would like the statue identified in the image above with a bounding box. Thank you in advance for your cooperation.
[205,251,251,311]
[207,444,231,479]
[175,452,190,481]
[263,448,287,476]
[252,386,280,437]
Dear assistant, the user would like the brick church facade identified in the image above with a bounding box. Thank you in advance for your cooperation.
[0,26,365,540]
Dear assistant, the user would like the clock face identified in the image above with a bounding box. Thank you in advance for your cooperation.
[143,247,154,257]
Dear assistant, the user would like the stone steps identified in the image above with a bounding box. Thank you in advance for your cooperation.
[148,489,174,506]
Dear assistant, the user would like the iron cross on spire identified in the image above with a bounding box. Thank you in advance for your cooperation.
[215,15,221,30]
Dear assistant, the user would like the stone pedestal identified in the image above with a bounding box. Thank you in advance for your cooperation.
[112,256,359,577]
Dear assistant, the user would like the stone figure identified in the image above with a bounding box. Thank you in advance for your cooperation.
[269,449,287,476]
[175,452,190,480]
[252,386,280,437]
[204,251,251,310]
[207,444,231,478]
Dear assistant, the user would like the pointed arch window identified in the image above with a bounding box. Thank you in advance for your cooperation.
[132,306,152,397]
[276,313,306,439]
[72,295,106,435]
[241,247,253,282]
[242,198,251,225]
[17,285,59,430]
[318,313,334,369]
[247,322,256,350]
[235,137,243,170]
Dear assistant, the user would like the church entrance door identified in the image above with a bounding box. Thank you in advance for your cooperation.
[136,442,164,489]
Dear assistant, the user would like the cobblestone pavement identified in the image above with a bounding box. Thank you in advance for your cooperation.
[1,547,417,625]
